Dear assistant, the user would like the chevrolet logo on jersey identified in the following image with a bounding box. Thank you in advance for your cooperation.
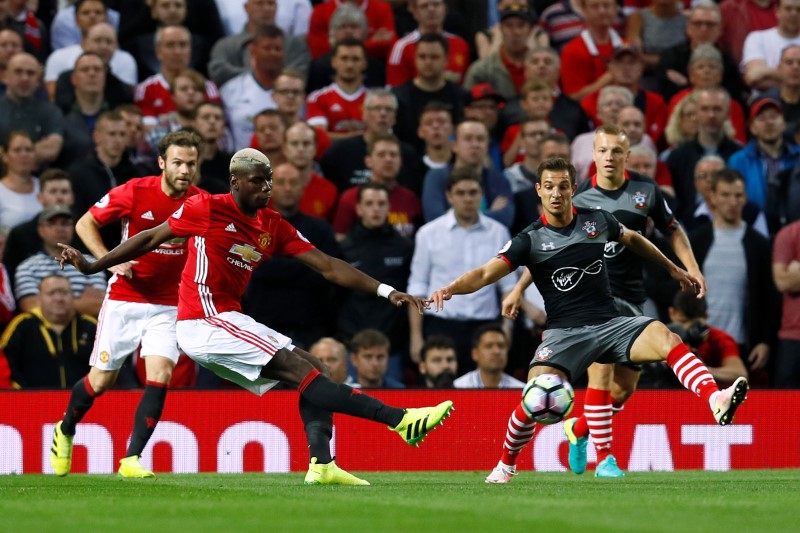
[229,244,263,263]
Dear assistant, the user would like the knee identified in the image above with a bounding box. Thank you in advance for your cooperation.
[611,382,636,403]
[146,363,173,386]
[88,372,115,395]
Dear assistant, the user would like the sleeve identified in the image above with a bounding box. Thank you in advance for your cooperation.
[167,195,211,237]
[772,225,797,265]
[364,4,396,60]
[208,38,246,87]
[559,42,589,97]
[88,181,135,226]
[485,170,515,228]
[497,231,532,271]
[0,265,16,323]
[0,316,29,388]
[40,103,66,137]
[406,229,433,297]
[274,218,316,257]
[305,93,328,129]
[500,125,519,155]
[421,168,449,222]
[13,258,41,300]
[740,32,761,69]
[49,9,73,51]
[495,230,519,295]
[649,184,680,234]
[599,210,622,241]
[713,328,741,360]
[331,190,357,235]
[385,42,413,87]
[307,5,330,59]
[134,83,157,118]
[43,50,61,82]
[114,51,139,86]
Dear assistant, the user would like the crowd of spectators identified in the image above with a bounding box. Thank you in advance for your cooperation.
[0,0,798,390]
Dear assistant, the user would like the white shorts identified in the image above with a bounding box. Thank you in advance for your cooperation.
[176,311,295,396]
[91,299,179,371]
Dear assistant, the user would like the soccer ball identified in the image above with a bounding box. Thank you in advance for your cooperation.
[521,373,574,424]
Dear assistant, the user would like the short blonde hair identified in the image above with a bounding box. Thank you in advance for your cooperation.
[230,148,271,175]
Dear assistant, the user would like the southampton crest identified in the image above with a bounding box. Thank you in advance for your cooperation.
[582,220,599,238]
[632,191,648,209]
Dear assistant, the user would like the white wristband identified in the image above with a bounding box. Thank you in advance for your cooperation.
[377,283,395,299]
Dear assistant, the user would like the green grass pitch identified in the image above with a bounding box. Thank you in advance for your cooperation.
[0,470,796,533]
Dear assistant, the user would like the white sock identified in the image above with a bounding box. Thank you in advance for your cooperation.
[709,391,720,411]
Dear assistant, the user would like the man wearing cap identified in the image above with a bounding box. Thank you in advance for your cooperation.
[464,83,506,171]
[728,98,800,210]
[580,45,668,143]
[465,4,535,100]
[13,206,107,316]
[560,0,624,101]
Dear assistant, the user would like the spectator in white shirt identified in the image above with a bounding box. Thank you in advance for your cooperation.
[407,169,517,371]
[453,324,525,388]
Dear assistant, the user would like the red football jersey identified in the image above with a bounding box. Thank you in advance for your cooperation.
[386,30,470,86]
[134,74,221,124]
[89,175,205,305]
[168,193,316,320]
[306,84,367,133]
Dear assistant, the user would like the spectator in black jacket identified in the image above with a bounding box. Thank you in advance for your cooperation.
[688,169,779,383]
[337,182,414,380]
[241,162,340,350]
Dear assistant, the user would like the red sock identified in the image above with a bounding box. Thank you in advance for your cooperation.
[666,344,718,404]
[584,387,613,463]
[500,403,537,466]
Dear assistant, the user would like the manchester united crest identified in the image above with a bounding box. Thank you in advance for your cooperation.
[257,232,271,249]
[100,351,110,363]
[582,220,599,238]
[632,191,648,209]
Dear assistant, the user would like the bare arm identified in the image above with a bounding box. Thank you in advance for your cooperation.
[773,261,800,293]
[429,257,512,311]
[294,248,427,313]
[744,59,781,90]
[408,304,424,364]
[34,134,64,165]
[668,225,706,298]
[75,212,138,278]
[58,221,175,275]
[708,355,749,386]
[567,71,613,102]
[619,226,701,294]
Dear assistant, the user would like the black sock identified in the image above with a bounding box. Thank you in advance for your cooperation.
[62,377,100,436]
[299,395,333,463]
[126,381,167,458]
[299,370,404,428]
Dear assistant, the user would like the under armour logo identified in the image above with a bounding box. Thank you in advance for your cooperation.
[541,242,555,251]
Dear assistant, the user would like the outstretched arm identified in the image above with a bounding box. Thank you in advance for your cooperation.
[58,222,176,275]
[619,226,701,295]
[668,225,706,298]
[294,248,428,313]
[429,257,512,311]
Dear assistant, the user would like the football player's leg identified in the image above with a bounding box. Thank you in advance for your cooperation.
[630,321,747,425]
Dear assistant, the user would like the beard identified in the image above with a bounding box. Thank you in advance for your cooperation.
[427,370,456,389]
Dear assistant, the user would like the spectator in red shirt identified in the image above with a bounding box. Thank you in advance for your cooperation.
[306,38,368,140]
[560,0,625,101]
[284,121,338,221]
[332,133,421,240]
[668,290,748,387]
[308,0,396,61]
[386,0,469,86]
[581,45,667,143]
